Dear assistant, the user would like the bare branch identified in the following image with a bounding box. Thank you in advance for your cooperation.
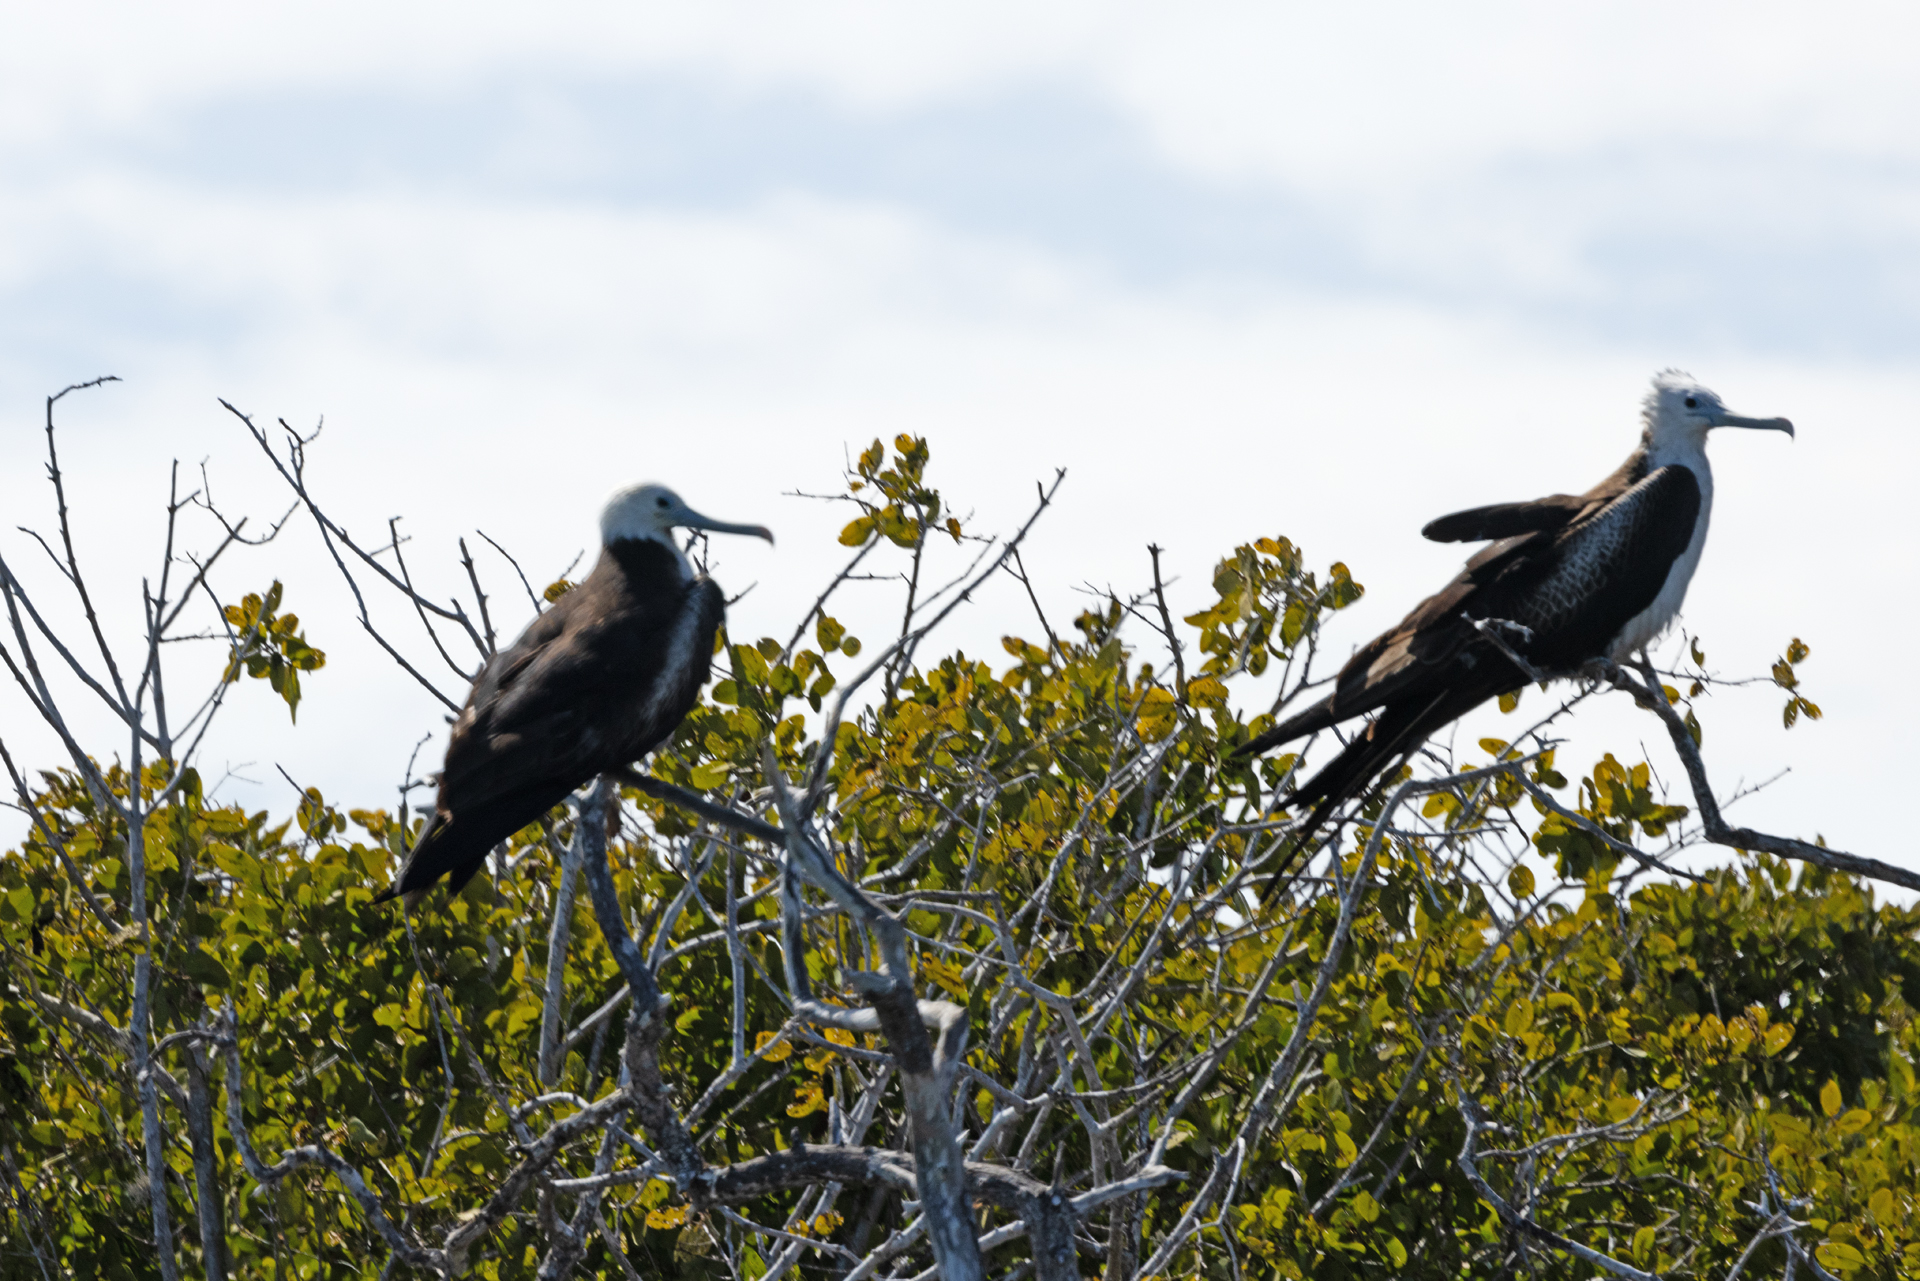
[1456,1095,1662,1281]
[763,744,983,1280]
[1147,543,1187,695]
[1599,658,1920,893]
[615,767,785,843]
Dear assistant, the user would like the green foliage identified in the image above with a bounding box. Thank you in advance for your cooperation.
[1220,855,1920,1280]
[2,439,1903,1279]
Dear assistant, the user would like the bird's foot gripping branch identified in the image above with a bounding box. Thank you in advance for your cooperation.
[4,390,1917,1280]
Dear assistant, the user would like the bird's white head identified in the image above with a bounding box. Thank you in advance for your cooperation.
[1642,370,1794,452]
[599,483,775,551]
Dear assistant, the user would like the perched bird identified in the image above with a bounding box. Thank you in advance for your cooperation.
[375,484,772,907]
[1238,370,1792,859]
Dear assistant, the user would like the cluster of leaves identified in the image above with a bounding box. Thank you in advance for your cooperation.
[1774,637,1824,729]
[1183,536,1362,682]
[835,435,963,550]
[0,758,849,1278]
[221,580,327,721]
[1530,752,1690,880]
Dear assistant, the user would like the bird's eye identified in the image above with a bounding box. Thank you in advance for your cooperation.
[1683,396,1698,408]
[655,497,669,509]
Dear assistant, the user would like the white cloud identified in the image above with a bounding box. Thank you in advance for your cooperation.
[11,3,1920,173]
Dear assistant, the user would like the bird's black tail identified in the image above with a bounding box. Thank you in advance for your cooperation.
[1256,685,1497,903]
[371,810,445,905]
[375,778,581,908]
[1234,691,1345,762]
[371,810,487,906]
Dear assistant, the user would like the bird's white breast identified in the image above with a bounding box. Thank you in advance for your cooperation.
[1607,443,1713,660]
[642,586,708,727]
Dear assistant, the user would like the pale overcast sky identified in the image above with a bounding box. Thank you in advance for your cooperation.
[2,3,1915,877]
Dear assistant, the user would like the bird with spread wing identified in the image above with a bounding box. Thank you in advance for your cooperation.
[1237,371,1792,872]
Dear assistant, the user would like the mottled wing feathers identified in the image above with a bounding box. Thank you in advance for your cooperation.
[1492,464,1699,670]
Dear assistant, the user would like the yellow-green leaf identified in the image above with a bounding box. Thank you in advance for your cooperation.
[922,957,968,999]
[688,761,731,789]
[1186,675,1229,708]
[1507,864,1535,900]
[1815,1241,1866,1271]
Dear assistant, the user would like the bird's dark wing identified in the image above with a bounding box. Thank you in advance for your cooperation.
[437,588,613,798]
[1250,557,1511,752]
[471,600,572,701]
[1421,441,1653,544]
[1421,493,1592,543]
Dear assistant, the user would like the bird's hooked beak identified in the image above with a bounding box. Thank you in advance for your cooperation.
[1708,409,1795,438]
[680,506,776,545]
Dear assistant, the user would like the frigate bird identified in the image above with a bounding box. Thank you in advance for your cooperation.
[374,484,772,908]
[1237,370,1792,858]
